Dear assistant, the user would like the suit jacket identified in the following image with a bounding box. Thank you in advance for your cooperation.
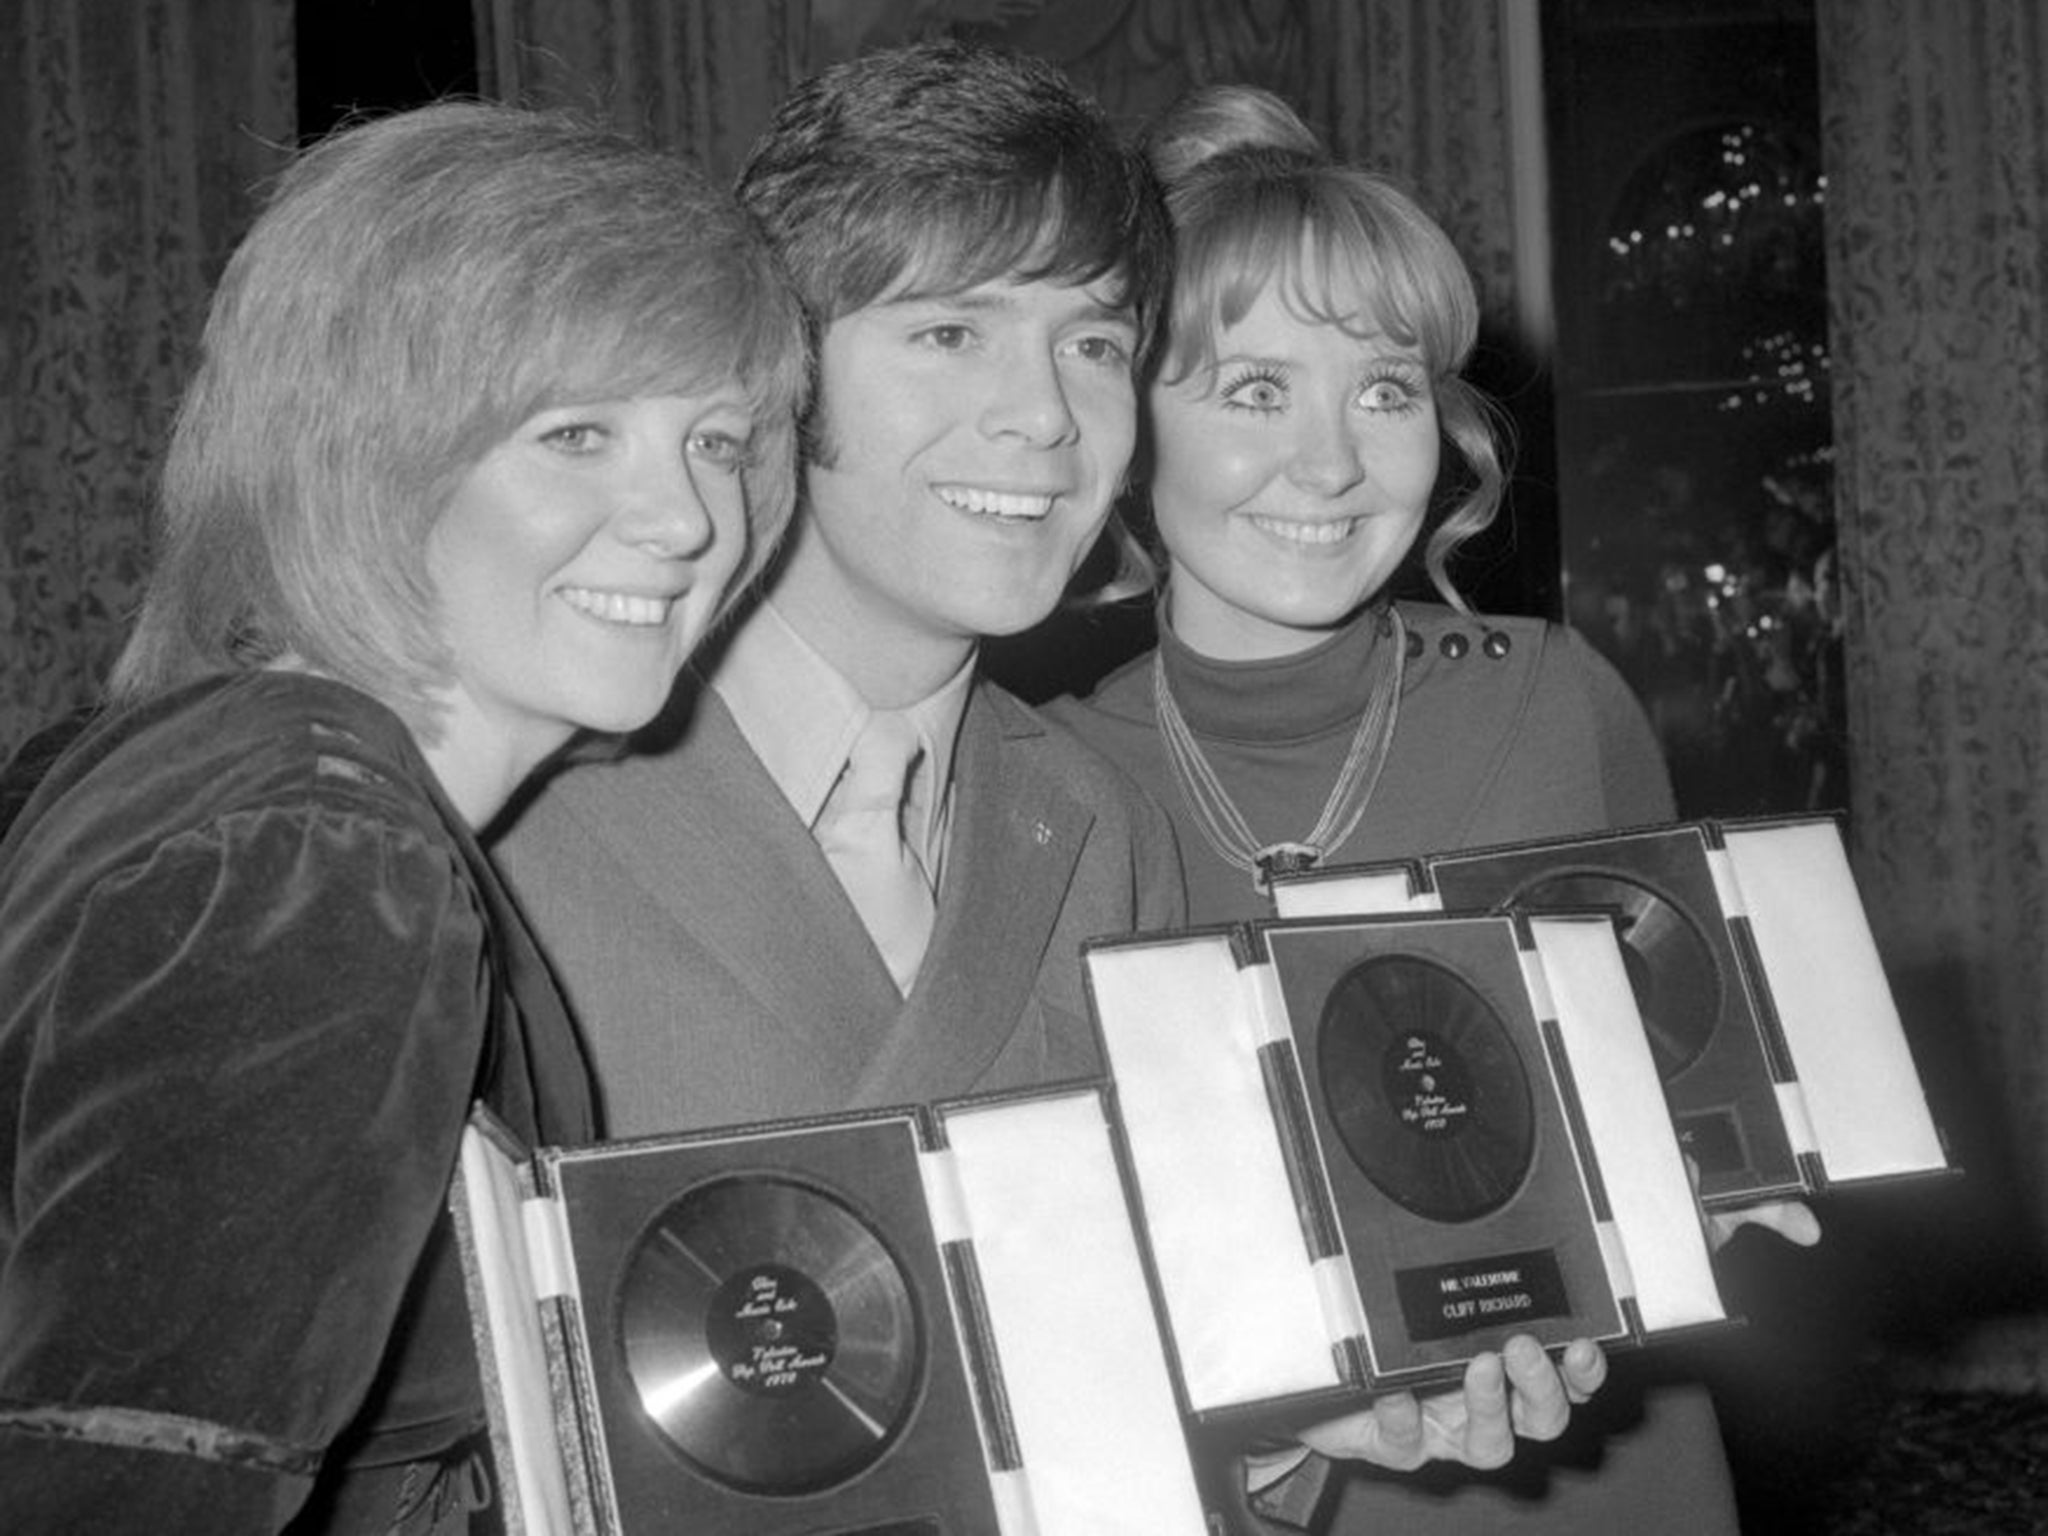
[492,673,1184,1137]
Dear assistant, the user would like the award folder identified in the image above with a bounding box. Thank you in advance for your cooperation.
[1270,815,1954,1206]
[1084,908,1730,1433]
[451,1083,1210,1535]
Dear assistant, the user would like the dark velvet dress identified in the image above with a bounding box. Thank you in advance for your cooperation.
[0,672,595,1534]
[1052,601,1741,1535]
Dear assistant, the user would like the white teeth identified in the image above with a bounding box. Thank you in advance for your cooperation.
[937,486,1055,520]
[559,587,672,626]
[1248,515,1357,545]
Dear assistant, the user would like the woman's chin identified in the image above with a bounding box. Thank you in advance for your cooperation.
[567,683,680,739]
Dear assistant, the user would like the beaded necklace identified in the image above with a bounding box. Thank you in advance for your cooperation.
[1151,605,1407,894]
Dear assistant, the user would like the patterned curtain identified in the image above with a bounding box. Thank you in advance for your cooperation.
[474,0,811,181]
[473,0,1515,314]
[1817,0,2048,1262]
[0,0,296,763]
[1302,0,1516,333]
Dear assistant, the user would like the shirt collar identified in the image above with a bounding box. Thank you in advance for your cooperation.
[713,599,976,873]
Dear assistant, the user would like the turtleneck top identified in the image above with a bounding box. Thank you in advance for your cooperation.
[1051,600,1675,925]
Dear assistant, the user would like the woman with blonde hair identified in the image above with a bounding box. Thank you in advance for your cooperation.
[0,101,804,1534]
[1057,84,1765,1533]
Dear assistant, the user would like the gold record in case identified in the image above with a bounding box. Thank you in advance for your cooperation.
[1316,955,1537,1224]
[545,1116,1010,1535]
[1427,835,1805,1202]
[1265,919,1625,1374]
[618,1174,922,1496]
[1507,871,1720,1081]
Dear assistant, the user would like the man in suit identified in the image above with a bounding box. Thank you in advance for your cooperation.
[493,40,1181,1136]
[494,40,1600,1527]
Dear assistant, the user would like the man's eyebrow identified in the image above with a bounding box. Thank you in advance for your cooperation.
[875,288,1016,314]
[877,288,1138,327]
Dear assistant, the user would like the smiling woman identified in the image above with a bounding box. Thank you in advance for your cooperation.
[1147,279,1444,662]
[0,102,804,1536]
[110,102,805,782]
[426,390,764,818]
[1050,83,1739,1535]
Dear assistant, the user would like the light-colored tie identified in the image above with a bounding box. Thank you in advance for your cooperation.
[817,710,936,994]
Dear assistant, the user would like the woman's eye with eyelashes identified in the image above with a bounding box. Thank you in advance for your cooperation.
[1358,370,1429,414]
[1219,366,1290,413]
